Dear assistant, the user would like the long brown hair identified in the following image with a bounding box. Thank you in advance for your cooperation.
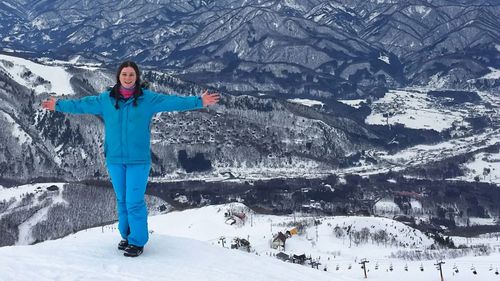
[110,61,143,109]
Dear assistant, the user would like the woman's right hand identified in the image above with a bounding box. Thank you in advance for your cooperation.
[41,97,57,111]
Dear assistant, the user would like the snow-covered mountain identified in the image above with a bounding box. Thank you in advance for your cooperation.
[0,0,498,183]
[0,52,498,183]
[0,203,499,281]
[0,0,498,98]
[0,50,499,242]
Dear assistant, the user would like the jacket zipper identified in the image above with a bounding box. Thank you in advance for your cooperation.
[124,105,129,160]
[119,102,124,161]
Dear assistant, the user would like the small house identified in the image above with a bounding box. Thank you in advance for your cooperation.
[231,237,251,252]
[276,252,290,262]
[292,254,307,265]
[286,227,298,237]
[271,232,287,251]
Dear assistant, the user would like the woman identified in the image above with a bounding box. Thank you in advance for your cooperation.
[41,61,220,257]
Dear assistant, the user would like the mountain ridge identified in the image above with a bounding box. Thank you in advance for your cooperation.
[1,0,498,98]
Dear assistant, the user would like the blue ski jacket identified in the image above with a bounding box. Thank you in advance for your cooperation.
[55,89,203,164]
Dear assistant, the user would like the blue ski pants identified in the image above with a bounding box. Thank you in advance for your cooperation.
[106,163,151,247]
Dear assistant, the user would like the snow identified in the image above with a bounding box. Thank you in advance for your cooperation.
[374,200,401,213]
[338,99,367,108]
[457,152,500,184]
[427,73,448,88]
[467,217,497,226]
[283,0,306,12]
[314,13,326,21]
[114,11,124,25]
[80,148,88,160]
[287,98,324,108]
[406,5,432,18]
[0,183,64,201]
[378,54,390,64]
[496,45,500,52]
[365,89,463,132]
[149,157,327,183]
[368,12,381,21]
[0,183,67,245]
[1,1,17,10]
[0,54,74,96]
[451,233,500,248]
[415,6,429,15]
[174,195,189,203]
[479,67,500,80]
[410,199,422,211]
[31,18,48,29]
[17,187,68,245]
[0,111,33,145]
[380,128,500,169]
[1,202,499,280]
[36,56,102,68]
[0,231,346,281]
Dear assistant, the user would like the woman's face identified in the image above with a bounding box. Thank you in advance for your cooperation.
[119,66,137,88]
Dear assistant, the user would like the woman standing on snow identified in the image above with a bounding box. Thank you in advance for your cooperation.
[41,61,220,257]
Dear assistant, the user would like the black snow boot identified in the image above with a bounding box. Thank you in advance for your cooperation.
[118,240,128,251]
[124,245,144,257]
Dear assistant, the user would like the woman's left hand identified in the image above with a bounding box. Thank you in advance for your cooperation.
[201,90,220,107]
[41,96,57,111]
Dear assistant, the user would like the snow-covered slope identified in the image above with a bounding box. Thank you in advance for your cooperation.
[0,230,351,281]
[0,203,499,281]
[456,151,500,184]
[149,203,434,254]
[0,54,75,96]
[0,183,66,245]
[0,182,170,247]
[365,89,456,131]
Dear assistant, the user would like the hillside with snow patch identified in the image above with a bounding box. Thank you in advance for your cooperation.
[0,54,75,96]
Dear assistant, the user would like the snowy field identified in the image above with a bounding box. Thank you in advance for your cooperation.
[297,87,500,182]
[380,129,500,166]
[365,89,470,132]
[479,67,500,80]
[287,98,325,108]
[0,183,65,202]
[338,99,367,108]
[0,231,345,281]
[0,54,75,96]
[455,151,500,184]
[0,203,499,281]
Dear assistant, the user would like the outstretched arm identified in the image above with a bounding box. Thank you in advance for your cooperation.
[41,95,103,115]
[150,90,220,114]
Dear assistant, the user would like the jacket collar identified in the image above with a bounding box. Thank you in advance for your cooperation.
[108,84,144,99]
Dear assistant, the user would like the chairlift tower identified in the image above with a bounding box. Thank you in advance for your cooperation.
[434,260,445,281]
[359,258,369,279]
